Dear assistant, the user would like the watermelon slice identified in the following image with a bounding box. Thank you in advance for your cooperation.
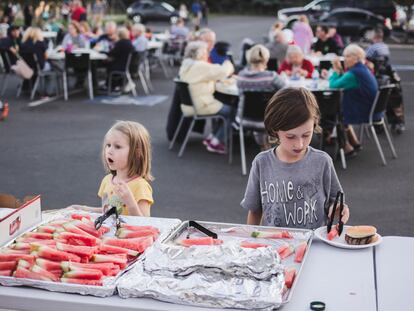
[56,242,97,257]
[61,277,102,286]
[0,261,16,270]
[99,244,139,257]
[178,237,224,247]
[284,267,296,289]
[71,213,91,221]
[10,242,31,250]
[62,222,97,239]
[31,245,81,263]
[55,232,98,246]
[108,265,120,276]
[240,241,271,249]
[327,227,339,241]
[251,230,293,239]
[278,245,294,259]
[31,265,60,282]
[92,254,127,269]
[63,268,103,280]
[16,237,57,245]
[294,242,307,263]
[115,228,158,240]
[0,270,12,276]
[23,232,54,240]
[119,224,160,234]
[61,261,115,276]
[71,221,103,238]
[103,236,153,253]
[17,259,32,269]
[0,254,35,265]
[37,225,57,234]
[14,267,53,281]
[0,248,31,255]
[36,258,62,271]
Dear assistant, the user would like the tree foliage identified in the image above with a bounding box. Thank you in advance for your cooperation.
[393,0,414,42]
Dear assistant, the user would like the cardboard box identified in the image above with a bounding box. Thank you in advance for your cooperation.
[0,194,42,246]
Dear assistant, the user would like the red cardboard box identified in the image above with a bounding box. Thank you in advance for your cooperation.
[0,194,42,246]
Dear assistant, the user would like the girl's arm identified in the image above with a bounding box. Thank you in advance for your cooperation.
[247,209,262,225]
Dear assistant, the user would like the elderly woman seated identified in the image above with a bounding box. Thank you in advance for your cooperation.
[62,22,88,51]
[237,44,286,149]
[278,45,314,79]
[179,41,234,154]
[329,44,379,156]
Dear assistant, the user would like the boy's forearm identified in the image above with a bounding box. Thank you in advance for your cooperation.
[247,210,262,225]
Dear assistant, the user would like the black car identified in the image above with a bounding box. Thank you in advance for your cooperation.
[126,0,179,24]
[314,8,391,39]
[278,0,397,27]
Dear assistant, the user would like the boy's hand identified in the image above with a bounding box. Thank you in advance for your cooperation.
[328,202,350,224]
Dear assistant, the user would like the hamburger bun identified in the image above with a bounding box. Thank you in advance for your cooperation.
[345,226,377,245]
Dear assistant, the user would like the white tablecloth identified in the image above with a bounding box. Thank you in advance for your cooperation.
[47,48,107,61]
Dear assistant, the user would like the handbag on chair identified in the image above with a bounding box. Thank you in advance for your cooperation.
[11,58,34,80]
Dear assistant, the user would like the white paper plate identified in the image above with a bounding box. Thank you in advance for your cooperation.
[315,226,382,249]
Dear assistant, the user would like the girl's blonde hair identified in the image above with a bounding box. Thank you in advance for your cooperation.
[265,87,321,142]
[102,121,153,181]
[246,44,270,66]
[22,27,44,43]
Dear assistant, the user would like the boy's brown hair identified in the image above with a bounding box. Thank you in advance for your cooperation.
[102,121,153,181]
[264,87,321,141]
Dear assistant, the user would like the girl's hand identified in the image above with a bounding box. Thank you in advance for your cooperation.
[114,181,135,207]
[328,202,350,224]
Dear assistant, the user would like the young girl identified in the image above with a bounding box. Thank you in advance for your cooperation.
[241,87,349,229]
[68,121,154,217]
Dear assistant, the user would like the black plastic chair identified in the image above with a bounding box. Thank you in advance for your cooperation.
[63,52,93,100]
[358,84,397,165]
[267,58,278,72]
[108,52,136,96]
[234,91,274,175]
[169,80,231,161]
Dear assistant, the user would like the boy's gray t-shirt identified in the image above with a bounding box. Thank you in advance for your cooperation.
[241,146,342,229]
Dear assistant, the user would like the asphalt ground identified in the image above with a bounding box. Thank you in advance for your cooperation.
[0,15,413,237]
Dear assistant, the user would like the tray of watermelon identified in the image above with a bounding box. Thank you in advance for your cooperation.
[0,210,181,297]
[165,221,313,305]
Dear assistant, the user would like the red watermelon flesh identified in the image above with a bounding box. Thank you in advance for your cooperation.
[179,237,222,247]
[240,241,271,249]
[284,267,296,289]
[119,224,160,234]
[294,242,307,263]
[0,261,17,270]
[99,244,139,257]
[0,254,35,265]
[16,237,57,245]
[0,270,12,276]
[23,232,53,240]
[61,277,102,286]
[61,261,115,276]
[71,213,91,221]
[327,227,339,240]
[62,222,97,239]
[116,228,158,240]
[103,236,153,253]
[14,267,53,281]
[251,230,293,239]
[37,225,57,234]
[63,268,103,280]
[31,265,60,282]
[56,242,97,257]
[72,221,102,238]
[278,245,294,259]
[36,258,62,271]
[92,254,127,269]
[32,245,81,263]
[55,232,98,246]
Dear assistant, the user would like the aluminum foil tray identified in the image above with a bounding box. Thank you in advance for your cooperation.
[0,209,181,297]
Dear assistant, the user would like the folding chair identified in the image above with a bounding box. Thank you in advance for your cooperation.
[169,80,231,161]
[129,51,151,95]
[234,91,274,175]
[313,90,347,169]
[358,84,398,166]
[267,58,278,72]
[108,52,137,96]
[63,52,93,100]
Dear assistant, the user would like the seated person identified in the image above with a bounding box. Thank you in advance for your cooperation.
[131,23,148,52]
[265,30,288,69]
[210,41,231,65]
[92,21,117,52]
[278,45,314,79]
[312,25,340,55]
[0,25,21,68]
[62,22,88,51]
[179,41,234,154]
[365,28,390,62]
[170,18,189,38]
[329,44,378,156]
[237,44,286,149]
[328,25,344,51]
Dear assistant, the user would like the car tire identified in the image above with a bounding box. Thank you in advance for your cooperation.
[133,14,142,23]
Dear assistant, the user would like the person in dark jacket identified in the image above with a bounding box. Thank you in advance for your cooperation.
[329,44,378,156]
[0,25,21,68]
[312,25,340,55]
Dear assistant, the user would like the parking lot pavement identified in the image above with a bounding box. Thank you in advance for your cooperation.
[0,16,413,236]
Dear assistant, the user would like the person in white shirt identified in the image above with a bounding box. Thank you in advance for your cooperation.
[131,23,148,52]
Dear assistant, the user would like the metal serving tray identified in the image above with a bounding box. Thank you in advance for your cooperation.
[164,220,314,305]
[0,209,181,297]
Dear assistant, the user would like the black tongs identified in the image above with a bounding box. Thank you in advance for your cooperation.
[327,191,344,236]
[94,206,121,230]
[186,220,217,239]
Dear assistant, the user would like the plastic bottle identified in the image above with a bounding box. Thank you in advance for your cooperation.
[311,69,319,89]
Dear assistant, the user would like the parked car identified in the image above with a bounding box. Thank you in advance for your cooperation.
[126,0,178,24]
[313,8,392,40]
[278,0,397,28]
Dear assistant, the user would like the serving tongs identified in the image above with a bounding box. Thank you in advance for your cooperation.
[186,220,218,239]
[94,205,121,231]
[327,191,344,236]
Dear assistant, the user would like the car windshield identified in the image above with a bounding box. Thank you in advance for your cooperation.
[161,2,174,12]
[304,0,321,10]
